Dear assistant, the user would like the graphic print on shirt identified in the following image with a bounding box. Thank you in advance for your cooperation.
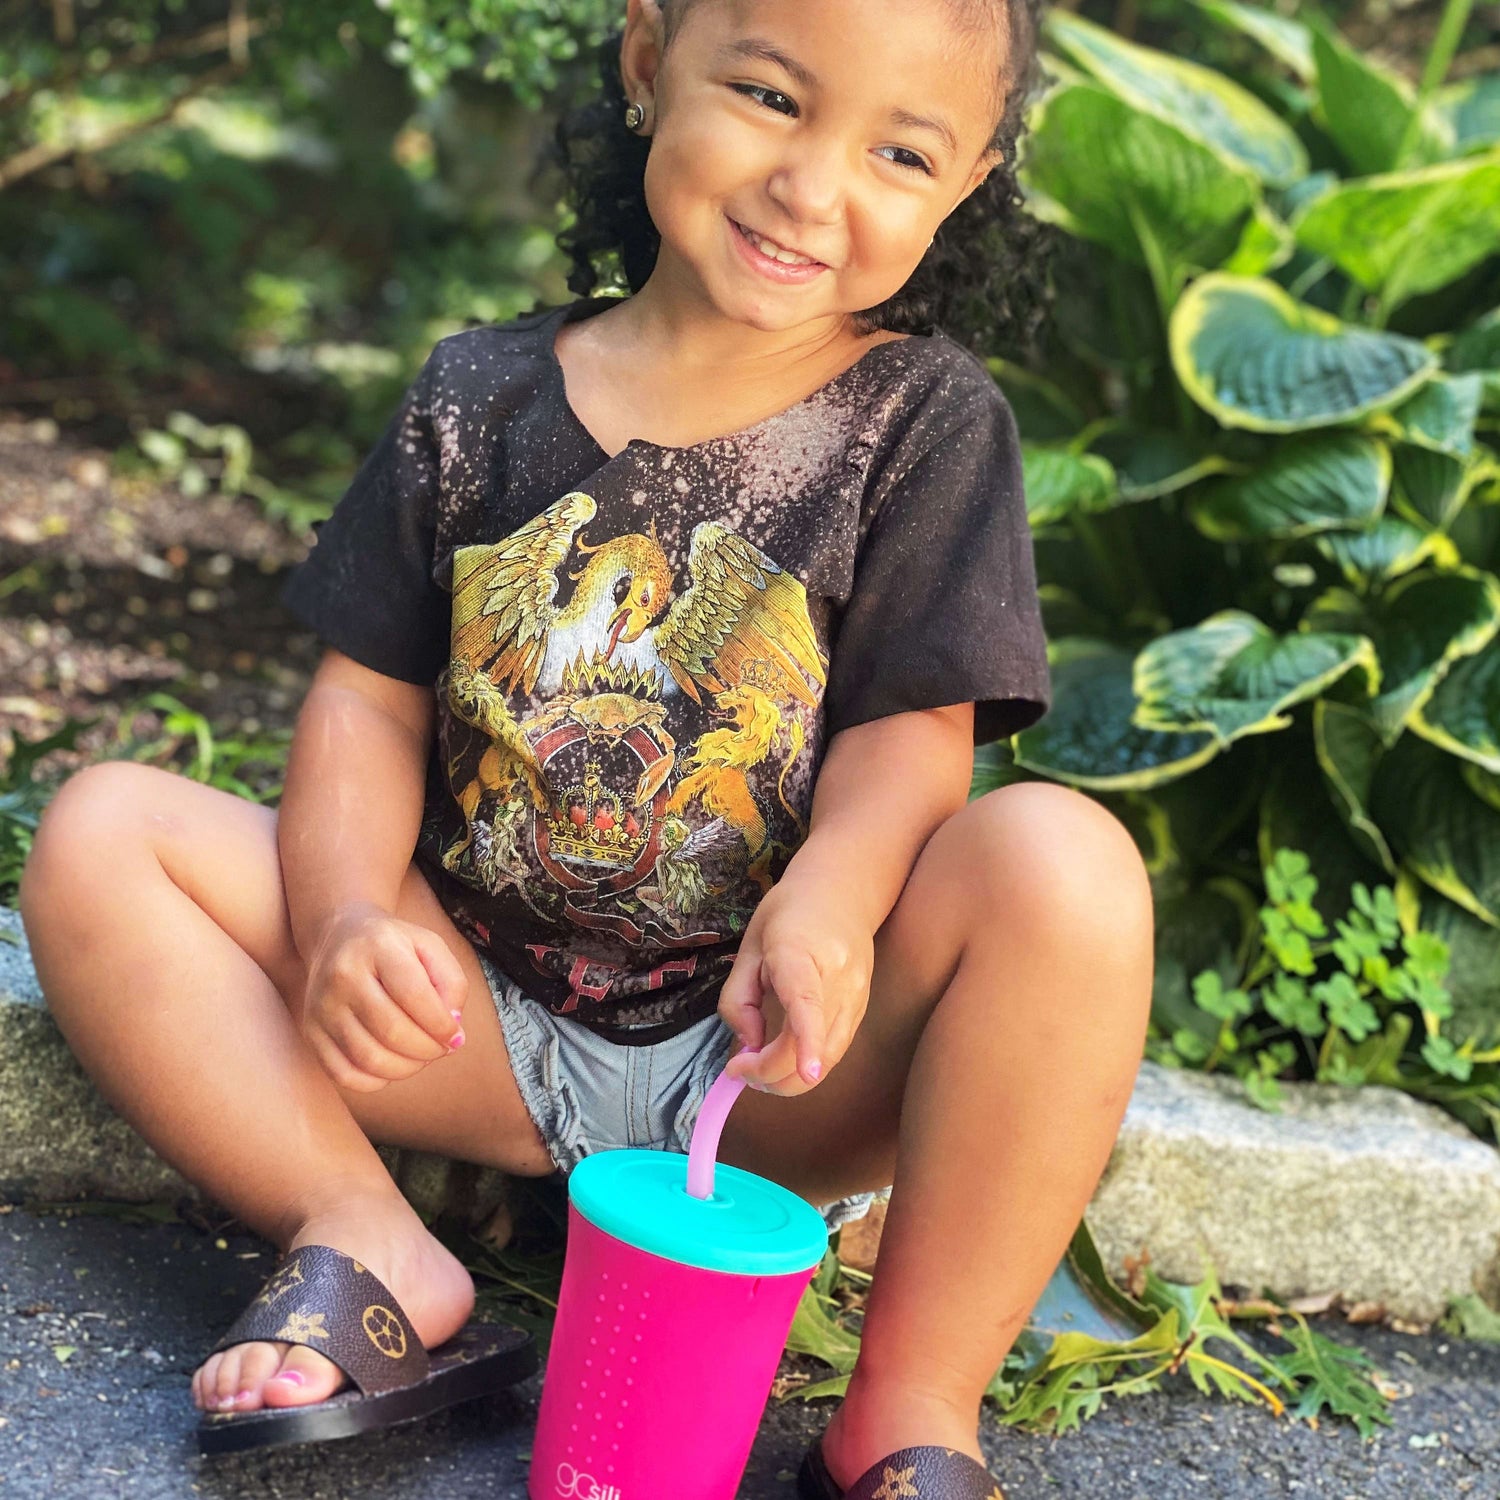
[436,488,828,1013]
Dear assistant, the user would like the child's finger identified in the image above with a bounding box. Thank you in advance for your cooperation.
[327,1009,430,1085]
[351,982,451,1062]
[763,951,827,1087]
[716,944,765,1053]
[376,934,466,1048]
[307,1025,394,1094]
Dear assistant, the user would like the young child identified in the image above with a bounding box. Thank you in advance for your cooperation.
[18,0,1154,1494]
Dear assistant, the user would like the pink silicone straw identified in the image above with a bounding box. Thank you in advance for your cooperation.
[686,1069,748,1200]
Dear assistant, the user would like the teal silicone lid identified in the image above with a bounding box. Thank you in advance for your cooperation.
[568,1149,828,1277]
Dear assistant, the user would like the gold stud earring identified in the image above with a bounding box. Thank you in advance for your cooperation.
[624,101,646,130]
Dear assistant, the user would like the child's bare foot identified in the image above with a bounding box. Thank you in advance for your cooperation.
[189,1200,474,1414]
[819,1373,993,1495]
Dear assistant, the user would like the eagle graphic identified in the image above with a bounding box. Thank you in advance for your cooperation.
[448,490,827,706]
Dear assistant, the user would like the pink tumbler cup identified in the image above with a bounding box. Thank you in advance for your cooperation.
[528,1072,828,1500]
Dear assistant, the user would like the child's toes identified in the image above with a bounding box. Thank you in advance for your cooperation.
[211,1346,254,1411]
[227,1341,288,1409]
[261,1344,346,1407]
[193,1352,225,1410]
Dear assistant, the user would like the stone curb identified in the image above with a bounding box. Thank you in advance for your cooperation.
[4,905,1498,1321]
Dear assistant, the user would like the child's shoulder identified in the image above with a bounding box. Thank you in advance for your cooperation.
[420,300,574,380]
[873,326,1020,451]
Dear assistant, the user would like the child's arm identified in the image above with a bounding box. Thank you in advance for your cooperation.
[720,701,975,1094]
[277,647,465,1088]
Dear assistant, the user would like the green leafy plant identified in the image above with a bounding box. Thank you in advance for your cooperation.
[1144,847,1499,1129]
[986,0,1500,1109]
[783,1217,1395,1438]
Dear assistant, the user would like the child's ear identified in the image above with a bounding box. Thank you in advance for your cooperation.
[620,0,668,116]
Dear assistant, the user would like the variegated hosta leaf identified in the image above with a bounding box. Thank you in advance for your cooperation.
[1390,445,1479,532]
[1412,639,1500,774]
[1011,639,1220,790]
[1088,429,1235,502]
[1018,83,1259,278]
[1308,16,1455,174]
[1444,308,1500,411]
[1044,9,1308,186]
[1314,516,1458,589]
[1188,432,1388,540]
[1434,72,1500,155]
[1303,571,1500,744]
[1372,734,1500,928]
[1189,0,1314,81]
[1315,700,1396,872]
[1373,373,1483,459]
[1290,152,1500,312]
[1151,881,1260,1040]
[1398,878,1500,1049]
[1134,609,1379,746]
[1221,201,1296,277]
[1261,748,1393,922]
[1022,445,1116,525]
[1170,274,1436,431]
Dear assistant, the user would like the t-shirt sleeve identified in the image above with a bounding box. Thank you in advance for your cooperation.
[822,385,1051,746]
[278,348,449,686]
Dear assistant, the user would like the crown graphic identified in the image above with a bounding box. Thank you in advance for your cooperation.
[562,651,661,697]
[546,758,650,867]
[739,658,786,694]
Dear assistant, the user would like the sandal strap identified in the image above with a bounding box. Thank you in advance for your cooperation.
[844,1446,1004,1500]
[209,1244,431,1396]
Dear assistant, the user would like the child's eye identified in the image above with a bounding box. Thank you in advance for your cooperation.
[728,83,934,176]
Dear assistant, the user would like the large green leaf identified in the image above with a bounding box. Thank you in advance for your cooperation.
[1390,445,1482,532]
[1308,16,1454,174]
[1088,429,1235,502]
[1018,83,1259,280]
[1400,879,1500,1049]
[1290,153,1500,313]
[1134,609,1379,746]
[1314,515,1458,590]
[1303,570,1500,744]
[1314,700,1396,872]
[1412,638,1500,774]
[1044,10,1307,186]
[1444,307,1500,411]
[1261,741,1393,922]
[1151,880,1259,1041]
[1221,200,1297,278]
[1171,274,1436,431]
[1434,72,1500,155]
[1188,432,1388,539]
[1372,733,1500,928]
[1373,374,1484,459]
[1012,640,1220,790]
[1189,0,1314,81]
[1022,445,1116,524]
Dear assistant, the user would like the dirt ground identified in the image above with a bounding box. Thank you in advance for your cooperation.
[0,415,321,793]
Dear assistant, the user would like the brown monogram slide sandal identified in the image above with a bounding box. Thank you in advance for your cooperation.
[799,1437,1006,1500]
[196,1244,537,1455]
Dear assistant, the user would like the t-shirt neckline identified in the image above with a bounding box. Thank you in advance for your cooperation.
[544,296,919,460]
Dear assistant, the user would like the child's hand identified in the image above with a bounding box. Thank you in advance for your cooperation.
[301,901,468,1092]
[717,880,874,1097]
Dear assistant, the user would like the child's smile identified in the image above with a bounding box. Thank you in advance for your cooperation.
[620,0,1006,354]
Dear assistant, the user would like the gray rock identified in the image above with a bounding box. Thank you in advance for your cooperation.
[1087,1061,1500,1323]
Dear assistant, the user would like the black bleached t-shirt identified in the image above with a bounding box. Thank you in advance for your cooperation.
[278,295,1050,1043]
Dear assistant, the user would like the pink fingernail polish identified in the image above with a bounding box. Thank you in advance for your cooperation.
[273,1370,306,1387]
[451,1009,463,1020]
[449,1029,466,1050]
[807,1060,822,1081]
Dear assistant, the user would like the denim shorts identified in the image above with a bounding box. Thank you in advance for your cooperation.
[475,952,884,1232]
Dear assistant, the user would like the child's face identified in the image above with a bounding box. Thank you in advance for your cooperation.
[621,0,1006,333]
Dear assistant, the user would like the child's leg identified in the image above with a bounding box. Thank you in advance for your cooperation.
[18,761,556,1415]
[717,782,1153,1488]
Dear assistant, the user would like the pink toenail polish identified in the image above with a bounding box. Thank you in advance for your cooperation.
[234,1390,253,1405]
[273,1370,306,1386]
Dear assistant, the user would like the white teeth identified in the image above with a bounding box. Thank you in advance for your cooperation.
[740,222,816,265]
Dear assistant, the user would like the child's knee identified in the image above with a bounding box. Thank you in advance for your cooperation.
[21,762,150,915]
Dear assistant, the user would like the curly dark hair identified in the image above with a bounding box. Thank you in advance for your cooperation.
[529,0,1056,358]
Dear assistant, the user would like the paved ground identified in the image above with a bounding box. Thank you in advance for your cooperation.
[3,1206,1500,1499]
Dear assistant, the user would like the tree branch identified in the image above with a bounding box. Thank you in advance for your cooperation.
[0,58,244,192]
